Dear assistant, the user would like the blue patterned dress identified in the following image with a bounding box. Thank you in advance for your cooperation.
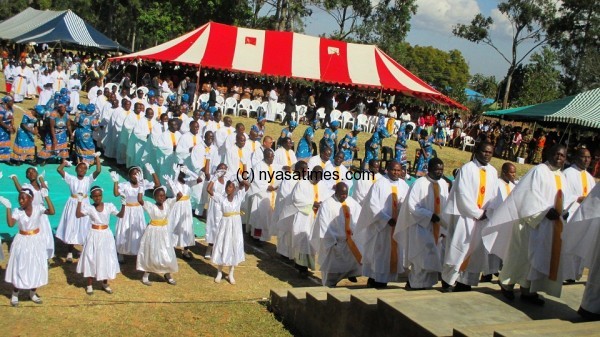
[0,105,14,162]
[39,112,70,160]
[363,126,390,169]
[319,128,338,160]
[12,111,37,162]
[415,136,434,176]
[296,126,315,160]
[394,124,410,166]
[74,113,99,164]
[338,133,357,166]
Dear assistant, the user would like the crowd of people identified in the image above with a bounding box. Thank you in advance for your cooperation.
[0,59,599,322]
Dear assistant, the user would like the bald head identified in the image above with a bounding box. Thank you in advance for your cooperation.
[501,162,517,183]
[335,182,349,202]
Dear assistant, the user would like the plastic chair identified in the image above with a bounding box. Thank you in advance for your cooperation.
[462,136,475,151]
[316,107,325,123]
[330,110,342,124]
[356,114,369,132]
[237,98,251,117]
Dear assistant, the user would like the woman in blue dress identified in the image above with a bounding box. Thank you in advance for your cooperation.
[0,96,16,163]
[74,104,99,164]
[296,119,318,161]
[38,103,72,163]
[12,105,41,164]
[277,120,297,148]
[415,129,434,177]
[394,123,413,167]
[435,113,447,146]
[338,126,360,166]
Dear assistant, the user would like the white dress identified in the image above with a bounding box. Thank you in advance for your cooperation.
[115,180,155,255]
[206,179,226,245]
[5,205,49,289]
[136,199,178,274]
[211,189,247,266]
[76,203,121,280]
[23,183,54,259]
[168,181,196,248]
[55,172,95,245]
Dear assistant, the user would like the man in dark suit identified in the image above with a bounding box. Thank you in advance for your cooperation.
[281,89,296,126]
[208,82,218,107]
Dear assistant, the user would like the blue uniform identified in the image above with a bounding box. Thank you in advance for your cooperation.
[0,105,14,162]
[297,126,315,159]
[12,110,36,162]
[74,113,99,164]
[394,123,410,166]
[363,126,390,169]
[415,136,434,176]
[338,133,357,165]
[319,128,338,160]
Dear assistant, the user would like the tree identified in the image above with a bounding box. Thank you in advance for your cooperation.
[452,0,556,109]
[517,47,562,106]
[470,73,498,99]
[356,0,417,54]
[314,0,372,40]
[403,45,470,104]
[547,0,600,95]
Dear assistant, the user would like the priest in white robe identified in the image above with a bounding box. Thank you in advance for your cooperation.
[266,87,278,121]
[118,102,144,166]
[395,158,449,289]
[483,145,576,304]
[251,136,275,167]
[51,65,67,92]
[273,161,307,259]
[355,161,410,287]
[312,182,362,287]
[247,149,282,241]
[353,159,382,205]
[308,147,332,171]
[127,107,161,168]
[154,119,182,182]
[12,62,34,102]
[176,120,201,163]
[274,137,297,171]
[215,116,235,161]
[564,183,600,320]
[324,151,354,191]
[187,131,219,217]
[441,142,499,291]
[104,99,132,159]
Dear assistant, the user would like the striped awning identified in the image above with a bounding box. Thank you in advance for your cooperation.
[483,87,600,129]
[110,22,467,110]
[0,7,128,51]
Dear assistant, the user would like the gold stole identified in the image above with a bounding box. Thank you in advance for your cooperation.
[460,168,486,272]
[170,132,177,147]
[581,170,589,197]
[16,68,24,92]
[193,135,197,146]
[285,150,292,169]
[238,148,244,171]
[432,182,441,245]
[549,174,564,281]
[335,166,341,183]
[342,201,362,264]
[269,165,275,209]
[147,120,152,133]
[390,185,399,273]
[203,147,210,167]
[505,181,512,196]
[313,184,319,214]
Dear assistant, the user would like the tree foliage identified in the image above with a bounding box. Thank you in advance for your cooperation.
[470,73,498,99]
[402,45,470,104]
[517,47,562,106]
[452,0,556,109]
[547,0,600,95]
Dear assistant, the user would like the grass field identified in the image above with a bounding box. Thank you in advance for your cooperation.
[0,79,534,336]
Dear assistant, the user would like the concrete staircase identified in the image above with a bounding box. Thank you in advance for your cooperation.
[269,281,598,337]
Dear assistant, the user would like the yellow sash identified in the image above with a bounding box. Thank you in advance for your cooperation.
[16,69,24,93]
[203,147,210,167]
[158,107,162,115]
[170,132,177,147]
[460,168,487,272]
[549,174,564,281]
[216,123,221,129]
[505,181,512,196]
[581,170,589,197]
[335,166,341,183]
[238,148,244,171]
[136,114,141,121]
[252,142,256,152]
[179,195,190,201]
[269,165,275,209]
[126,110,131,116]
[71,194,89,198]
[193,135,197,146]
[147,120,152,133]
[227,129,231,135]
[432,182,441,245]
[390,185,399,274]
[223,211,243,217]
[313,184,319,214]
[150,219,168,226]
[342,201,362,264]
[20,228,40,235]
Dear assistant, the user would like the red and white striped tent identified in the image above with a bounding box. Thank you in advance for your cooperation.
[110,22,467,110]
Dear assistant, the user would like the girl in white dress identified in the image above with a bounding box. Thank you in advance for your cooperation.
[75,186,125,295]
[111,163,160,262]
[136,180,178,286]
[165,164,202,259]
[0,188,55,307]
[205,163,228,259]
[9,168,54,260]
[56,155,101,263]
[208,175,250,284]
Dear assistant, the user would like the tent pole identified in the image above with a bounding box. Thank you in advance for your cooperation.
[194,64,202,110]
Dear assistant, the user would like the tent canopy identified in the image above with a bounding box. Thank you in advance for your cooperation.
[0,7,129,52]
[483,87,600,128]
[110,22,466,110]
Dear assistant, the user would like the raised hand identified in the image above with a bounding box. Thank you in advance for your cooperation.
[40,188,49,198]
[64,160,73,167]
[76,193,84,202]
[110,171,120,183]
[120,196,127,205]
[93,152,101,158]
[0,196,11,209]
[144,163,155,175]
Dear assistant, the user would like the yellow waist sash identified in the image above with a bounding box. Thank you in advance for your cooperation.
[150,219,168,226]
[19,228,40,235]
[179,195,191,201]
[71,194,88,198]
[223,211,244,217]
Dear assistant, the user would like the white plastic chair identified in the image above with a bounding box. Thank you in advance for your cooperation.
[224,97,238,116]
[316,107,325,123]
[356,114,369,132]
[330,110,342,125]
[249,100,261,117]
[341,111,355,130]
[275,102,286,122]
[368,116,378,133]
[237,98,251,117]
[296,105,307,123]
[462,136,475,151]
[199,93,209,103]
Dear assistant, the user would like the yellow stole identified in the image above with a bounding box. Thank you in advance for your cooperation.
[549,174,564,281]
[390,185,399,273]
[238,148,244,171]
[268,165,275,209]
[147,120,152,133]
[581,170,589,197]
[460,168,487,272]
[432,182,441,245]
[342,201,362,264]
[313,184,319,214]
[170,132,177,147]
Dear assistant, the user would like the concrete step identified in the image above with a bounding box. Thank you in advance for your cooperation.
[452,319,569,337]
[269,288,290,317]
[493,321,600,337]
[378,292,532,337]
